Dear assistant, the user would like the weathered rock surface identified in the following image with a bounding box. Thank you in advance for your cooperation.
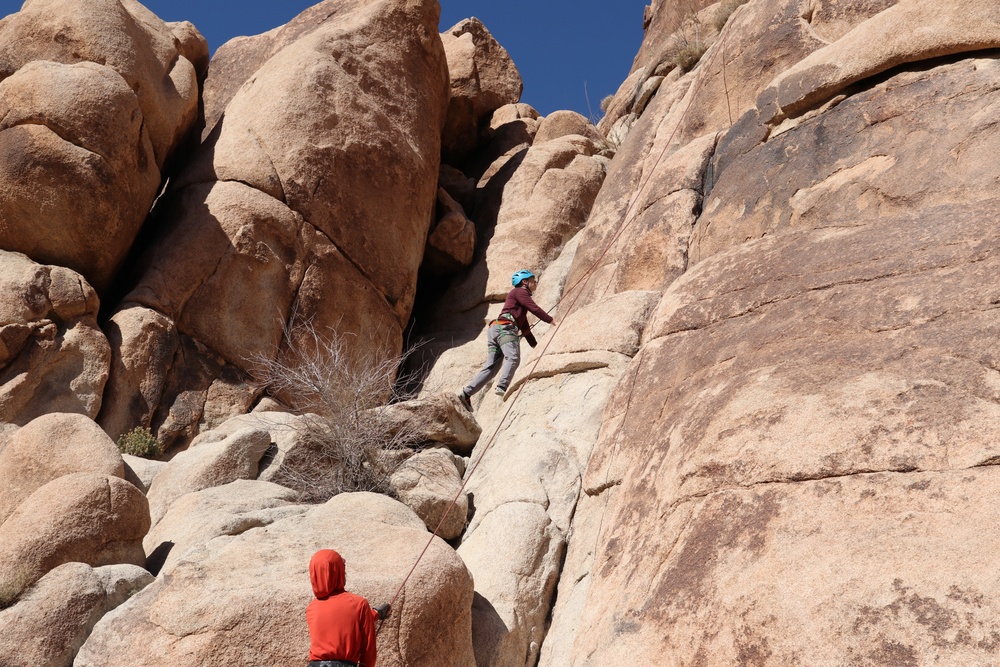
[121,454,164,494]
[0,413,123,524]
[77,493,475,667]
[453,134,609,311]
[425,188,478,275]
[0,0,202,290]
[564,128,716,307]
[0,473,149,605]
[104,0,449,449]
[570,199,1000,663]
[763,0,1000,123]
[391,448,468,539]
[146,427,272,525]
[200,0,371,135]
[693,54,1000,263]
[459,365,625,667]
[186,411,312,485]
[380,392,482,454]
[441,18,524,158]
[0,562,152,667]
[144,480,305,574]
[0,252,110,426]
[534,110,604,145]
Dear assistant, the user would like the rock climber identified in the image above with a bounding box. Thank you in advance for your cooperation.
[458,269,555,409]
[306,549,390,667]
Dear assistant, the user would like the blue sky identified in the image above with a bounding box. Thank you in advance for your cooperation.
[0,0,650,117]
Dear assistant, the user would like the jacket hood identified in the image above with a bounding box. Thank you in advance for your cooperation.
[310,549,346,599]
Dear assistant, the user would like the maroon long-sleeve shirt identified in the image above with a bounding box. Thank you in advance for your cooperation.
[499,286,553,347]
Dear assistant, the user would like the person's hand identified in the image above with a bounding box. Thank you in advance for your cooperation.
[374,602,391,620]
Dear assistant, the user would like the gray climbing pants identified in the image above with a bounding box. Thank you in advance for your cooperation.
[464,322,521,396]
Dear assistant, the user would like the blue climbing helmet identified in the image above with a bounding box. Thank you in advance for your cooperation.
[511,270,535,287]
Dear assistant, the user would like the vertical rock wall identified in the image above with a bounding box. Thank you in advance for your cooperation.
[542,0,1000,664]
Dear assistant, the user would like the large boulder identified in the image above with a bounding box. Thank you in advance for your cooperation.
[0,0,202,291]
[441,18,523,159]
[103,0,450,449]
[0,253,109,427]
[0,562,152,667]
[200,0,369,136]
[0,413,123,524]
[77,493,476,667]
[0,473,149,606]
[143,480,305,574]
[425,188,478,275]
[390,448,468,539]
[378,392,482,454]
[146,427,272,526]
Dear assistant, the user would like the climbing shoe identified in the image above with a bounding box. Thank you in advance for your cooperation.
[494,386,506,398]
[457,390,472,411]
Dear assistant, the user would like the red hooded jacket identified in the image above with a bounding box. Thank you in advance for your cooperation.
[306,549,377,666]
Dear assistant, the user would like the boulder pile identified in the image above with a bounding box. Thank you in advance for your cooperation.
[1,0,1000,665]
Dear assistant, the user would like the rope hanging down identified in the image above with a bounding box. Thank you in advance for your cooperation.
[381,17,738,623]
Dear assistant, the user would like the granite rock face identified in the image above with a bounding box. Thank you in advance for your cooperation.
[539,1,1000,664]
[0,253,109,427]
[2,0,1000,665]
[101,0,450,450]
[0,562,152,667]
[441,17,523,159]
[0,0,203,291]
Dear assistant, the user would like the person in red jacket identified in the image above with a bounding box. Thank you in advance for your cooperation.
[458,269,555,408]
[306,549,388,667]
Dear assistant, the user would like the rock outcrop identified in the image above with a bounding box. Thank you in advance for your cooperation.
[144,479,305,574]
[441,17,524,160]
[0,562,152,667]
[0,473,149,605]
[391,447,468,539]
[99,0,450,450]
[0,413,123,524]
[0,0,203,291]
[146,427,272,525]
[3,0,1000,665]
[77,493,475,667]
[0,253,109,427]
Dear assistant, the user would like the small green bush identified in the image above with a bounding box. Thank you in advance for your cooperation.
[116,426,160,458]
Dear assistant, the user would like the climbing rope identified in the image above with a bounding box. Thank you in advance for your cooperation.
[381,13,739,623]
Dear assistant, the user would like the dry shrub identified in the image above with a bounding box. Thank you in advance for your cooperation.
[672,41,708,71]
[250,321,420,503]
[600,94,616,112]
[712,0,749,31]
